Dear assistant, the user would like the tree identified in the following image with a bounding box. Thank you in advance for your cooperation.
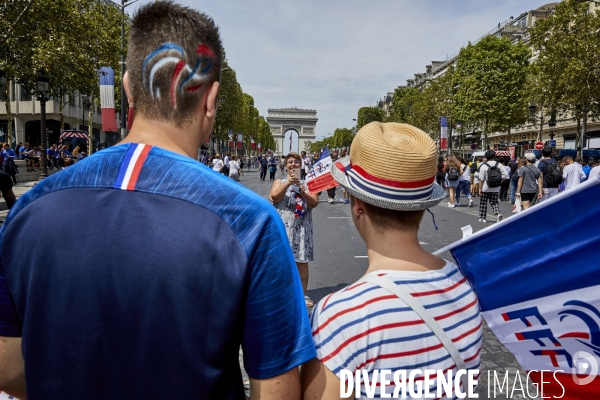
[0,0,39,145]
[453,35,530,150]
[387,87,424,126]
[529,0,600,156]
[356,107,384,129]
[332,128,354,148]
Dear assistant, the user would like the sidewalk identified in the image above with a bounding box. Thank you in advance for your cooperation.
[0,181,36,219]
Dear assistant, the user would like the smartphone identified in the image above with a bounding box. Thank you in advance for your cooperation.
[293,168,301,180]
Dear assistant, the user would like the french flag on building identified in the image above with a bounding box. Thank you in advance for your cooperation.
[99,67,118,132]
[440,117,448,150]
[251,138,255,149]
[436,177,600,399]
[306,146,337,193]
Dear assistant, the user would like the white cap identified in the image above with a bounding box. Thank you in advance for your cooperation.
[525,153,536,161]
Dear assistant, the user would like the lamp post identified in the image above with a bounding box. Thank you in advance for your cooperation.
[37,70,50,180]
[548,113,556,142]
[111,0,140,140]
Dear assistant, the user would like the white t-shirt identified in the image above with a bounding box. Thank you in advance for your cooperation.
[229,160,240,175]
[589,165,600,181]
[224,155,230,167]
[212,158,223,172]
[478,160,509,192]
[310,261,482,399]
[459,164,470,181]
[562,163,586,190]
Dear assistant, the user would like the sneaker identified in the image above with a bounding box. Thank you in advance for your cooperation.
[343,200,350,204]
[328,198,333,204]
[478,218,487,223]
[497,214,503,222]
[468,199,473,207]
[447,203,455,208]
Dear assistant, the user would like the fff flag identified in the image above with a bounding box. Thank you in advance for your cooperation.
[306,146,337,193]
[99,67,117,132]
[440,117,448,150]
[436,177,600,399]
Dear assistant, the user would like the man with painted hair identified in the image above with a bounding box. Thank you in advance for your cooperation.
[0,1,314,399]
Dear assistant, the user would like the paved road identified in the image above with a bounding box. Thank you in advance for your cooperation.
[238,169,531,399]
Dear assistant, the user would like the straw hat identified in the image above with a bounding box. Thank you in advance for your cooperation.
[331,122,446,210]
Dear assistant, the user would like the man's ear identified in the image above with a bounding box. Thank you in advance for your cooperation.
[205,81,220,119]
[352,196,365,217]
[123,71,133,107]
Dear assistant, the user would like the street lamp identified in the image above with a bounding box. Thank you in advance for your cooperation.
[548,112,556,143]
[37,69,50,180]
[111,0,140,140]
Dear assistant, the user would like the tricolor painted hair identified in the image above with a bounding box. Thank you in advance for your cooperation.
[128,0,223,127]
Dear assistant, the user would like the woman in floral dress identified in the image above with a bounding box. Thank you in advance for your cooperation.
[270,152,319,307]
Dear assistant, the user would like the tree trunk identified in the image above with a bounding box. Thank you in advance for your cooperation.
[59,89,65,130]
[576,117,581,157]
[579,107,587,159]
[5,78,13,146]
[88,95,94,155]
[483,119,489,151]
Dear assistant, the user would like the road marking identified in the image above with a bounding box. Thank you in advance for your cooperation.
[327,217,352,219]
[355,256,368,258]
[419,242,429,245]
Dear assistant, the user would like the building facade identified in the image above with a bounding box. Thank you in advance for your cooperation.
[0,79,122,149]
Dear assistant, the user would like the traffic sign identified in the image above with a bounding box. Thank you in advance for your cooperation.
[535,141,544,150]
[549,140,556,148]
[470,143,477,150]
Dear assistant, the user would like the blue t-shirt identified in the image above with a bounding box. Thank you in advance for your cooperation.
[18,146,27,159]
[0,143,315,399]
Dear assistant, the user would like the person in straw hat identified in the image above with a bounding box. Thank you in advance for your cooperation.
[302,122,482,399]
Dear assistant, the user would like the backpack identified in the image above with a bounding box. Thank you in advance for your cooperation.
[447,166,460,181]
[483,161,503,188]
[470,162,477,174]
[542,159,563,187]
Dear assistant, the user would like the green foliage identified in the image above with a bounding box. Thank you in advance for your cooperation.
[357,107,384,128]
[528,0,600,151]
[453,35,530,149]
[332,128,355,148]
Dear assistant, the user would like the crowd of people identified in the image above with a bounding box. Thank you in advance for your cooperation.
[438,148,599,222]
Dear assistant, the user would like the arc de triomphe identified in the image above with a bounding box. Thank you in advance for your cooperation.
[266,108,317,156]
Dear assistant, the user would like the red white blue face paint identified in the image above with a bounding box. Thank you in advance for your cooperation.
[142,42,218,108]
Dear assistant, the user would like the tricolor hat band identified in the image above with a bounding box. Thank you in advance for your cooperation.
[341,162,435,202]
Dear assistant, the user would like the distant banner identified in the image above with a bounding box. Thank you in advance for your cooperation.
[99,67,117,132]
[440,117,448,150]
[436,177,600,399]
[306,146,338,193]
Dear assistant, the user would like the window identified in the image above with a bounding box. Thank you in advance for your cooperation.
[0,77,6,102]
[69,92,75,106]
[20,84,32,101]
[11,81,15,101]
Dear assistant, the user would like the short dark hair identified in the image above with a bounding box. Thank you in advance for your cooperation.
[128,1,223,127]
[353,196,424,232]
[542,147,552,157]
[485,150,496,159]
[285,152,302,165]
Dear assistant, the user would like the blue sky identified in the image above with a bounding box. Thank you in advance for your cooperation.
[130,0,549,140]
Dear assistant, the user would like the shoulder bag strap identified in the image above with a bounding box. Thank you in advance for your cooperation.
[360,275,468,388]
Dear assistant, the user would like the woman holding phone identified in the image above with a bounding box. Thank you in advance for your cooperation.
[270,152,319,307]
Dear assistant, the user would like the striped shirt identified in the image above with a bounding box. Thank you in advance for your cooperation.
[310,261,482,399]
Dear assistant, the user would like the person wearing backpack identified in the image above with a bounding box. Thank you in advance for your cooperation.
[478,150,509,223]
[516,153,543,210]
[537,147,561,203]
[443,155,461,207]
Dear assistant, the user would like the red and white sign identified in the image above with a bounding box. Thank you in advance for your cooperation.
[535,141,544,150]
